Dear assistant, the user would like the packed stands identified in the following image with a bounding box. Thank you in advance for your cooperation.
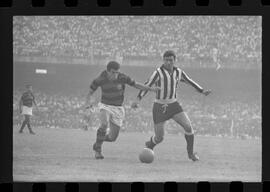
[13,16,261,138]
[13,16,261,69]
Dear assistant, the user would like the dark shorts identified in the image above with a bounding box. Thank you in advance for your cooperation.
[152,101,184,124]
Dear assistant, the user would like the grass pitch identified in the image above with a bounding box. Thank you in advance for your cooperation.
[13,127,261,182]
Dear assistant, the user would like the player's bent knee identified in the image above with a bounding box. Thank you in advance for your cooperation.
[106,134,118,142]
[184,127,194,135]
[154,136,164,144]
[110,131,120,142]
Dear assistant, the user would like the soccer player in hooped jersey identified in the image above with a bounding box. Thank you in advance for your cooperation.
[19,84,38,134]
[132,50,211,161]
[85,61,160,159]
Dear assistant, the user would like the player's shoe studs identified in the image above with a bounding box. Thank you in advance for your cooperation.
[188,153,199,161]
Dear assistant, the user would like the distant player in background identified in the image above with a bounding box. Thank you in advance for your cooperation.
[132,50,211,161]
[18,84,38,134]
[85,61,160,159]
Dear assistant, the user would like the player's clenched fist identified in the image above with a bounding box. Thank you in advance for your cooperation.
[202,89,211,96]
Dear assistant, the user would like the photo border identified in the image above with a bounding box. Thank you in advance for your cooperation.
[0,0,269,191]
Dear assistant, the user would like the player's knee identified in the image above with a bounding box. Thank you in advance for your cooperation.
[109,135,118,142]
[154,135,164,144]
[97,123,108,139]
[184,125,194,135]
[110,131,120,142]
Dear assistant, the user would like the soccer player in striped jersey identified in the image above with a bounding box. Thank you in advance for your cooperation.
[18,84,38,134]
[85,61,160,159]
[132,50,211,161]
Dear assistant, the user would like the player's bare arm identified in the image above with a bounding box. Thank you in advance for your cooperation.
[131,70,159,108]
[181,71,211,96]
[130,82,159,109]
[133,82,160,92]
[130,88,147,109]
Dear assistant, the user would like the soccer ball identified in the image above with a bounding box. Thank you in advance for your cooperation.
[139,148,154,163]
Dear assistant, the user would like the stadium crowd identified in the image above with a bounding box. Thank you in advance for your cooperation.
[13,90,261,139]
[13,16,261,139]
[13,16,261,68]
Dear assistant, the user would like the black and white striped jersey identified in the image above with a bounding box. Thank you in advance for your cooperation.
[137,65,203,104]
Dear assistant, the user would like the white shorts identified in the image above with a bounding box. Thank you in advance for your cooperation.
[98,102,125,127]
[22,106,33,116]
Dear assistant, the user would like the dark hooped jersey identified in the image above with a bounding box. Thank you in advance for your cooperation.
[21,91,35,107]
[90,70,136,106]
[137,65,203,103]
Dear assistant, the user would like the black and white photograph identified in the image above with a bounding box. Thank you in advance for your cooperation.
[13,16,261,182]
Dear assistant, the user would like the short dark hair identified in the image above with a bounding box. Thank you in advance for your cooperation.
[107,61,120,71]
[163,50,176,59]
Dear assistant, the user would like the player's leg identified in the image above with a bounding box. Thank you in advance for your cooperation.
[172,112,199,161]
[104,120,121,142]
[145,122,165,150]
[19,114,28,133]
[103,106,124,142]
[26,115,35,134]
[93,109,109,159]
[145,102,168,150]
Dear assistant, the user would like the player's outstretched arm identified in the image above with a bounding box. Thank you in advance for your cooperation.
[130,70,159,109]
[181,71,211,96]
[133,82,160,92]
